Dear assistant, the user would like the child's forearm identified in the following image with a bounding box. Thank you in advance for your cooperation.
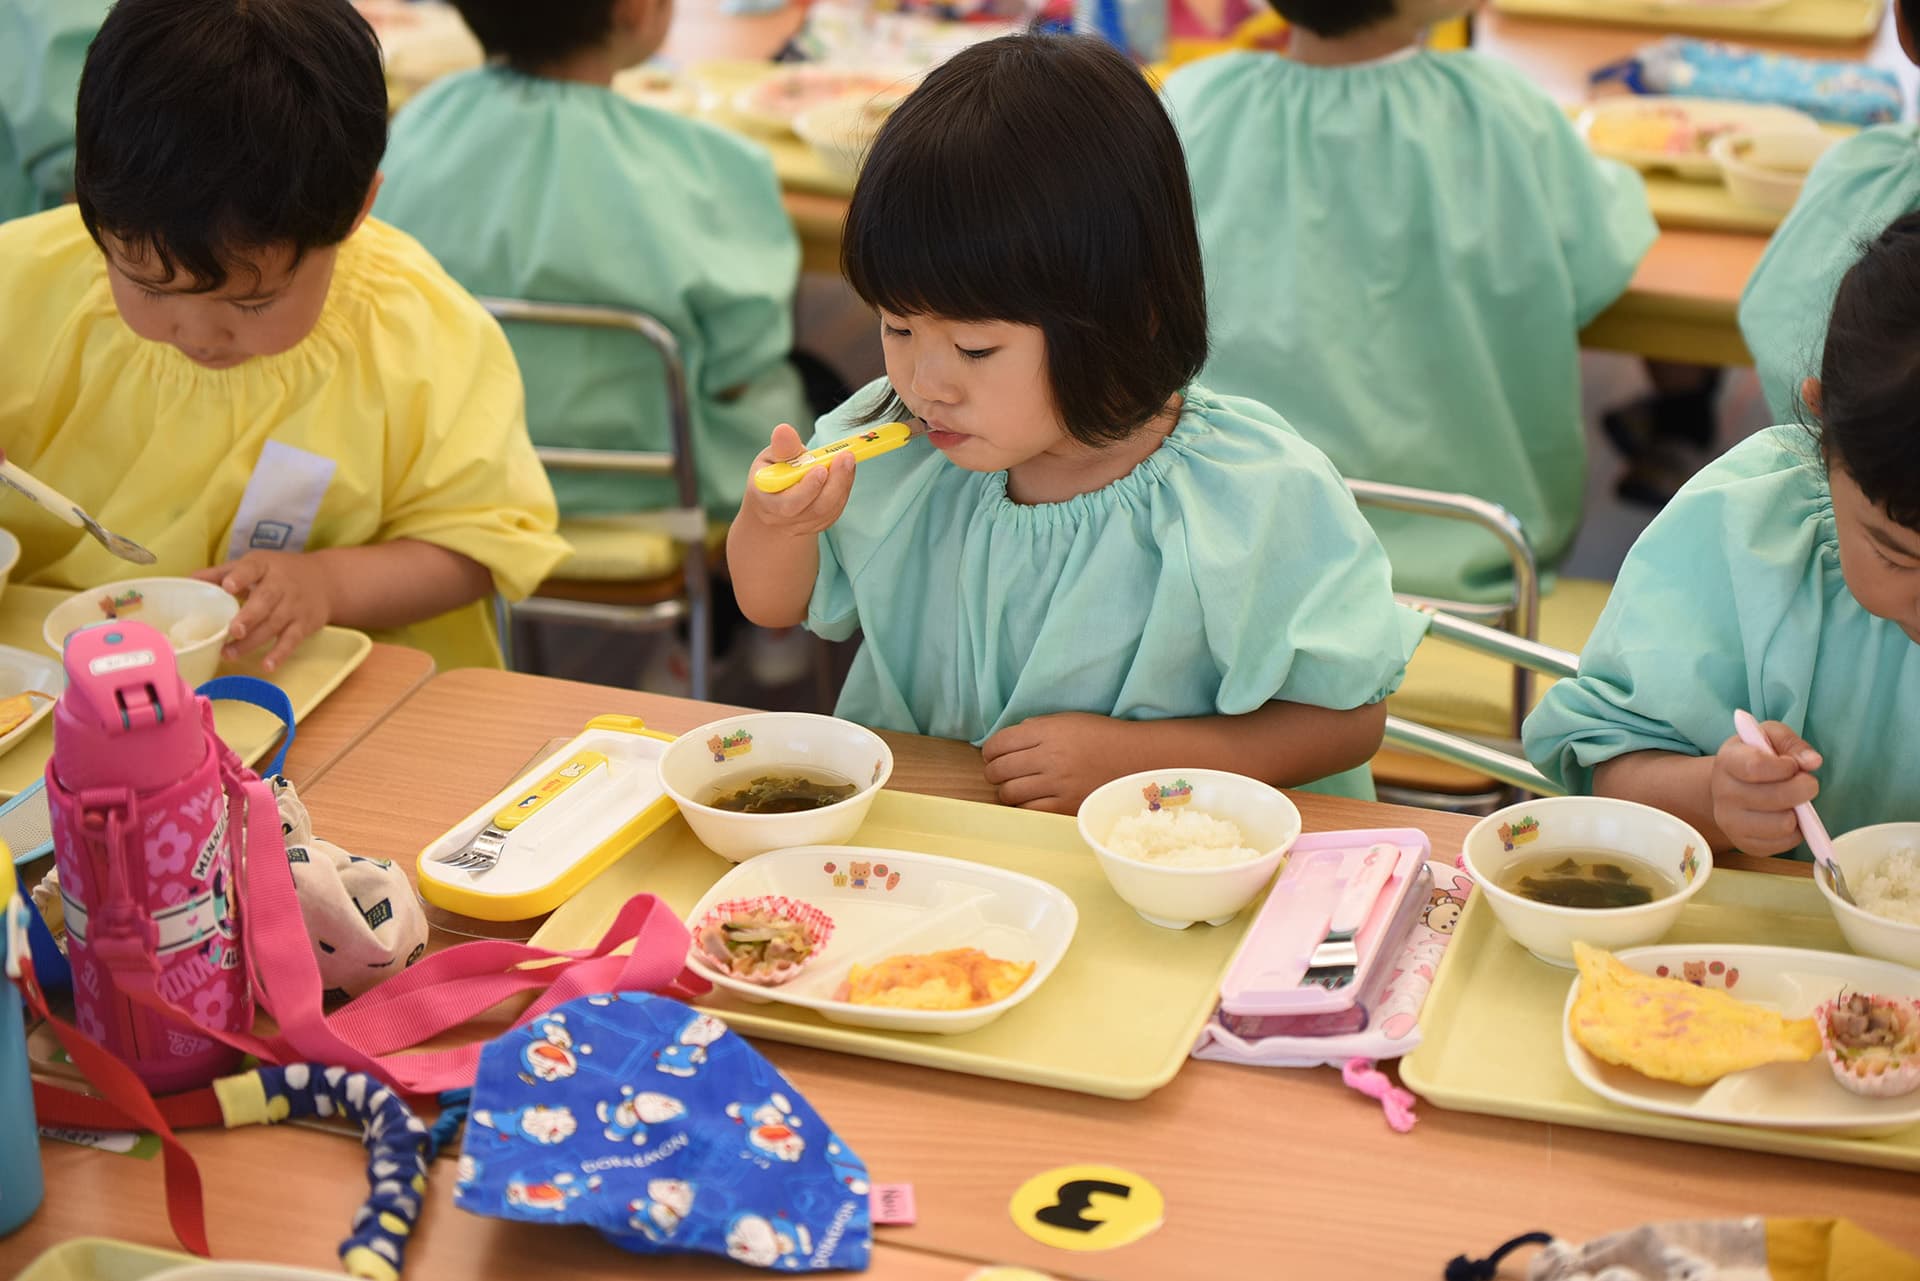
[726,516,819,629]
[1131,700,1388,789]
[309,540,495,630]
[1593,751,1732,851]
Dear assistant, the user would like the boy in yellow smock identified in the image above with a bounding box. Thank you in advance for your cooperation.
[0,0,567,672]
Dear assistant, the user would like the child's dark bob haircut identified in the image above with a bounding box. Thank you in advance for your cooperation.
[74,0,387,292]
[1816,211,1920,531]
[1265,0,1398,37]
[453,0,620,73]
[842,32,1207,447]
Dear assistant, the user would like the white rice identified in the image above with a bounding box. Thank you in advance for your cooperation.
[1857,847,1920,927]
[1104,807,1261,868]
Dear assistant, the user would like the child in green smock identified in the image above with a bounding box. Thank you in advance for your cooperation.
[1527,215,1920,857]
[1161,0,1655,604]
[0,0,109,221]
[376,0,811,522]
[1739,0,1920,421]
[728,33,1426,812]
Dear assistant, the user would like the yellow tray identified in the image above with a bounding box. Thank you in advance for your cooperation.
[530,788,1256,1099]
[1400,867,1920,1172]
[1492,0,1884,44]
[0,584,373,798]
[685,61,854,199]
[14,1238,349,1280]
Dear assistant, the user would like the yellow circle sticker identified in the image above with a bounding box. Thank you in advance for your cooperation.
[1008,1164,1166,1252]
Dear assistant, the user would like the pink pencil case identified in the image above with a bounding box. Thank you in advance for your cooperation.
[1216,827,1432,1026]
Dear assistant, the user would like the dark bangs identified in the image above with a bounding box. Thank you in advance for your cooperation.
[841,31,1207,446]
[1265,0,1397,35]
[75,0,388,291]
[1816,212,1920,532]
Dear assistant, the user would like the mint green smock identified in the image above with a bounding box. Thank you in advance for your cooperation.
[1523,426,1920,847]
[376,66,809,519]
[805,381,1429,800]
[0,0,105,222]
[1162,50,1655,605]
[1739,126,1920,422]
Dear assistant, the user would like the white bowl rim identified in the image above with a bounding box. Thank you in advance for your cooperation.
[658,710,894,824]
[0,527,20,581]
[1708,125,1833,173]
[1818,822,1920,934]
[1463,795,1713,920]
[1077,767,1302,878]
[41,576,239,651]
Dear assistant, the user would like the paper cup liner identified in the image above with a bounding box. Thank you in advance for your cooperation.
[692,894,834,987]
[1817,993,1920,1098]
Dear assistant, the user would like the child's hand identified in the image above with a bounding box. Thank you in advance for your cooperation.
[1710,721,1823,856]
[192,551,335,673]
[982,712,1132,815]
[743,424,855,536]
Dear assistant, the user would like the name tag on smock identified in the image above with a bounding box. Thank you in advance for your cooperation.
[225,441,337,561]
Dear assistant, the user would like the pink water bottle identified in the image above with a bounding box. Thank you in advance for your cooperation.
[48,621,250,1093]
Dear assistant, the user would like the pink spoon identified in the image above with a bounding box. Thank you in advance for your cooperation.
[1732,709,1853,903]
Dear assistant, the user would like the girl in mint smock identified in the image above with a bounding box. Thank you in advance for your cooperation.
[1527,216,1920,858]
[1739,0,1920,420]
[1161,0,1654,605]
[0,0,109,221]
[729,33,1425,812]
[377,15,808,521]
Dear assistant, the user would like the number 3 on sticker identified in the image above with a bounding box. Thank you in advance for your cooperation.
[1009,1164,1165,1252]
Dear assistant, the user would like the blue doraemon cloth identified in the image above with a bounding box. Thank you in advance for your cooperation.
[454,994,872,1272]
[1592,38,1903,128]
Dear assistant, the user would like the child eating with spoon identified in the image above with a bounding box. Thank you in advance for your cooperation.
[1527,215,1920,856]
[0,0,566,671]
[728,32,1424,813]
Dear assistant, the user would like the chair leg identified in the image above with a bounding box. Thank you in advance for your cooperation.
[688,599,713,703]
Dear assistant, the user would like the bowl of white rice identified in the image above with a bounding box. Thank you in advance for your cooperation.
[1823,823,1920,969]
[1077,769,1300,929]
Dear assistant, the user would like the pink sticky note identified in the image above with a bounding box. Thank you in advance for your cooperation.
[871,1183,917,1226]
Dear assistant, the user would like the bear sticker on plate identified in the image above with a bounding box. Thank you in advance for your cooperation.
[454,993,872,1272]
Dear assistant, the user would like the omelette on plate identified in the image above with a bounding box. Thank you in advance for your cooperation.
[840,948,1034,1011]
[1568,941,1822,1086]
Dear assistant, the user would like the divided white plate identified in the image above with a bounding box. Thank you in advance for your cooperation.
[729,66,917,137]
[686,844,1078,1035]
[0,644,62,758]
[1577,97,1820,178]
[1563,944,1920,1138]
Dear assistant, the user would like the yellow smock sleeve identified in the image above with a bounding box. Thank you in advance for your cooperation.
[376,304,569,602]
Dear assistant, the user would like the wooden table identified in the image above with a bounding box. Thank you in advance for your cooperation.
[276,642,436,785]
[665,0,1912,362]
[13,669,1916,1280]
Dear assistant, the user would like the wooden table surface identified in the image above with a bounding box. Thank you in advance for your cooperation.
[276,642,436,785]
[664,0,1914,363]
[16,669,1912,1280]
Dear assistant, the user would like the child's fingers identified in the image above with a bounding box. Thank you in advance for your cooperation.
[981,720,1043,762]
[1719,771,1820,816]
[213,556,271,598]
[995,773,1061,809]
[982,745,1045,786]
[189,564,232,584]
[222,581,284,657]
[1760,720,1823,772]
[259,620,310,673]
[1729,809,1804,855]
[768,423,806,461]
[1717,740,1804,786]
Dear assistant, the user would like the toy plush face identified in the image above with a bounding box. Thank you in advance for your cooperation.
[728,1215,789,1265]
[521,1106,577,1144]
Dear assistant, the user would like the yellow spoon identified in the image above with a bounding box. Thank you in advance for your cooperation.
[752,421,925,494]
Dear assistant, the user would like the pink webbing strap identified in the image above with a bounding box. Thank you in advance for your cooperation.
[94,743,709,1096]
[225,757,711,1092]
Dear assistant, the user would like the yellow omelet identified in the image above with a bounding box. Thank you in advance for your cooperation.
[841,948,1035,1011]
[1569,941,1822,1087]
[0,691,51,737]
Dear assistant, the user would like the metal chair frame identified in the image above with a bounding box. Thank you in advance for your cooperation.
[480,298,713,699]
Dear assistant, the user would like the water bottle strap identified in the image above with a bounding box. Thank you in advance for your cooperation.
[195,675,296,779]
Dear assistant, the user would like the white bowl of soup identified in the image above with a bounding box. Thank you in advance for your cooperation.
[657,712,893,862]
[1821,823,1920,969]
[1078,769,1301,929]
[1462,796,1712,967]
[42,577,238,689]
